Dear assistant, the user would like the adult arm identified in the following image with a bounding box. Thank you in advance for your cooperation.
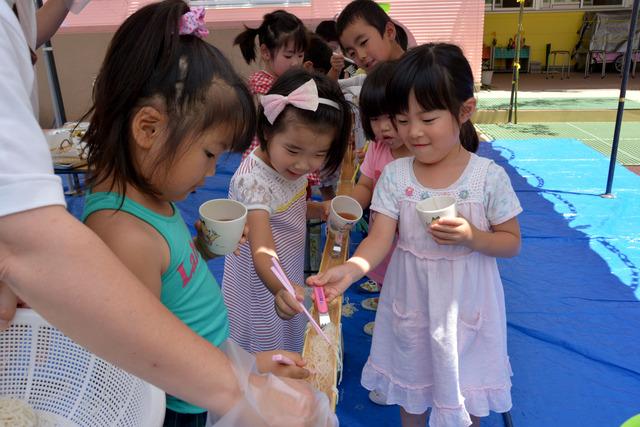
[35,0,70,48]
[0,206,241,415]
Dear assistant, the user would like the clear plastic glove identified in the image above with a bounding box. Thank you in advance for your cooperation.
[207,340,338,427]
[255,350,310,380]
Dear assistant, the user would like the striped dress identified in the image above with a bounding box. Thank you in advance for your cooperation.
[222,151,308,353]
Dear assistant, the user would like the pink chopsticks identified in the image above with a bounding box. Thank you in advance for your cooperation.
[270,257,332,345]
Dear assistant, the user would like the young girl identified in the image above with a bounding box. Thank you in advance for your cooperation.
[234,11,307,155]
[222,68,351,354]
[80,2,312,425]
[309,43,521,427]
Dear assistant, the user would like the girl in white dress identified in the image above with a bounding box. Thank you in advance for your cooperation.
[223,68,351,354]
[308,43,522,427]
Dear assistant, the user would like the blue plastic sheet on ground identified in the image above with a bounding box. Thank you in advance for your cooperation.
[65,142,640,427]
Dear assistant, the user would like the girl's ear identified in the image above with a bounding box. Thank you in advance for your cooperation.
[384,21,397,42]
[302,60,315,72]
[131,106,167,150]
[458,97,477,124]
[259,44,272,63]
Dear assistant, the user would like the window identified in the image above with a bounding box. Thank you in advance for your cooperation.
[542,0,580,8]
[485,0,534,9]
[582,0,624,5]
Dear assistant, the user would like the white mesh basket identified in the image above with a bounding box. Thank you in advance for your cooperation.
[0,309,165,426]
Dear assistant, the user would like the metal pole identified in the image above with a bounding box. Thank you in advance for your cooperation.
[507,0,525,124]
[603,0,640,197]
[36,0,67,128]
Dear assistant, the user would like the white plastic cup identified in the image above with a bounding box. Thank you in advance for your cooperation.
[44,129,72,150]
[199,199,247,256]
[415,196,457,227]
[328,195,363,234]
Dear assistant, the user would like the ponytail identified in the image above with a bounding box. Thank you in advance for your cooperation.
[234,26,260,64]
[460,121,479,153]
[234,10,308,66]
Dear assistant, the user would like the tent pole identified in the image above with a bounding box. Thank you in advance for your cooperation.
[36,0,67,128]
[603,0,640,197]
[507,0,525,124]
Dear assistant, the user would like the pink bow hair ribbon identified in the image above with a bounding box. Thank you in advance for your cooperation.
[261,79,320,124]
[179,7,209,39]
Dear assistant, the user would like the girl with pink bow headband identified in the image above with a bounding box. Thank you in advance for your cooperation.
[222,69,351,356]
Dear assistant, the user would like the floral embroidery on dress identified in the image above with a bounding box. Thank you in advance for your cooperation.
[235,176,274,207]
[405,187,414,197]
[420,192,429,200]
[459,189,469,200]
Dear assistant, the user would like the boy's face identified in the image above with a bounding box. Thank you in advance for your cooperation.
[340,18,396,71]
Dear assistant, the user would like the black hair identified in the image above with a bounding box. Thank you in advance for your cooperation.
[84,0,256,197]
[315,20,339,43]
[304,34,333,74]
[394,22,408,50]
[256,68,352,175]
[359,60,398,141]
[336,0,406,49]
[234,10,308,65]
[386,43,479,153]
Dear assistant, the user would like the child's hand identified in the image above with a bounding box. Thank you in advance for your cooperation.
[330,53,345,74]
[306,263,358,302]
[194,221,249,259]
[320,200,330,221]
[307,201,330,221]
[255,350,310,379]
[234,224,249,256]
[274,283,305,320]
[194,220,217,260]
[429,216,475,247]
[355,148,366,162]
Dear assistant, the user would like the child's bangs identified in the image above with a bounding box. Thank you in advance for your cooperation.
[387,54,456,116]
[278,27,308,54]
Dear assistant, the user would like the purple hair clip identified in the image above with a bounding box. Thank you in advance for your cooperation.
[179,7,209,39]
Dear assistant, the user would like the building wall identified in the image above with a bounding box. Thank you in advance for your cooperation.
[483,11,584,68]
[38,1,485,126]
[36,28,260,127]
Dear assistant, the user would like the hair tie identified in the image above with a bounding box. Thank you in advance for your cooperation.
[179,7,209,39]
[261,79,340,124]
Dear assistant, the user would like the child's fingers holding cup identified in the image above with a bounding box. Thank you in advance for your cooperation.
[193,222,217,261]
[232,224,250,256]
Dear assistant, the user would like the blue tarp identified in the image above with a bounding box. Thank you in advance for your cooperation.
[65,139,640,426]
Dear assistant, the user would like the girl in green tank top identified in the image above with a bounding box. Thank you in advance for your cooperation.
[80,2,312,425]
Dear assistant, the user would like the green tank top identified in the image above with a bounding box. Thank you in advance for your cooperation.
[82,192,229,414]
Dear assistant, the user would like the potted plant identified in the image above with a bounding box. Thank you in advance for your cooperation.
[481,59,493,86]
